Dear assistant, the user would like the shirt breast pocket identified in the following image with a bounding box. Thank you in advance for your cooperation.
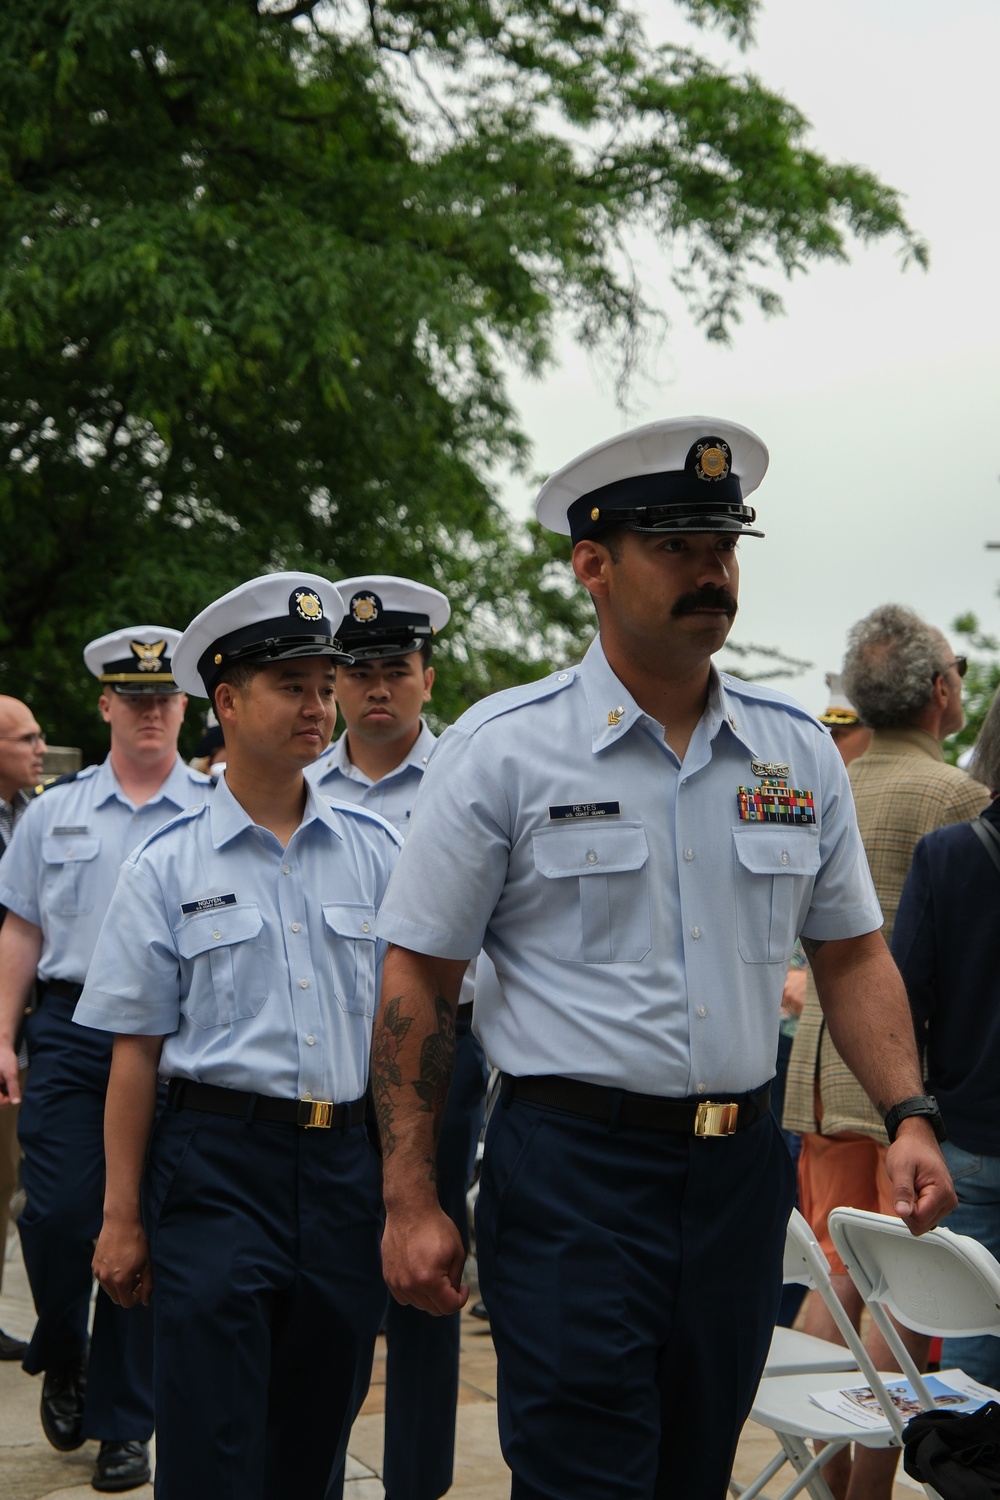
[532,822,651,965]
[174,905,267,1029]
[41,835,101,915]
[731,827,821,964]
[322,902,378,1016]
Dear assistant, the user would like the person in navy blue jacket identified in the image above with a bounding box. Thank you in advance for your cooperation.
[893,685,1000,1388]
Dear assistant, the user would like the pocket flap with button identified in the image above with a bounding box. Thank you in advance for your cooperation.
[322,903,378,940]
[41,835,101,865]
[732,826,820,878]
[175,903,264,960]
[531,822,649,878]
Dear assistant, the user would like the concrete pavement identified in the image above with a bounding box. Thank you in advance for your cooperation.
[2,1224,920,1498]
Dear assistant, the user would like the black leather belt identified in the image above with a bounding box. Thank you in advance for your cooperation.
[501,1074,771,1136]
[166,1079,366,1130]
[40,979,84,1002]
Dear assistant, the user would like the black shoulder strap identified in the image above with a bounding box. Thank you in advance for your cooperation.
[970,815,1000,879]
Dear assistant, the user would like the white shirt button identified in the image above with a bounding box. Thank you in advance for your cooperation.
[691,925,702,939]
[585,850,598,865]
[361,922,371,933]
[780,850,790,866]
[290,922,301,933]
[282,864,291,875]
[684,847,695,861]
[696,1082,707,1094]
[697,1004,707,1018]
[558,673,569,681]
[299,978,309,989]
[212,930,222,941]
[306,1034,315,1046]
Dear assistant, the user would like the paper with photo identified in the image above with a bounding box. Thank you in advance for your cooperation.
[809,1370,998,1430]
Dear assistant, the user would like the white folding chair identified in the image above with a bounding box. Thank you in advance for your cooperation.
[730,1210,861,1498]
[763,1213,859,1379]
[736,1209,912,1500]
[829,1207,1000,1434]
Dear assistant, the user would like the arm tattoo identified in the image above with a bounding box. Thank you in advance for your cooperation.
[371,996,411,1161]
[412,995,456,1182]
[800,936,826,965]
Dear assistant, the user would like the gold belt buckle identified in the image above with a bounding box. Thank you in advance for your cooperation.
[298,1095,334,1129]
[694,1100,740,1138]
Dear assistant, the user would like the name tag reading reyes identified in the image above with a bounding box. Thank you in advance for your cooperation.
[52,826,89,836]
[548,801,621,821]
[180,893,238,915]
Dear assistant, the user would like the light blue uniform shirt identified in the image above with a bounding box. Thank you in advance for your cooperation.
[375,636,882,1097]
[0,756,211,984]
[75,775,402,1102]
[307,720,482,1010]
[306,720,436,835]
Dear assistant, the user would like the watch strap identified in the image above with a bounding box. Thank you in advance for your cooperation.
[883,1094,946,1144]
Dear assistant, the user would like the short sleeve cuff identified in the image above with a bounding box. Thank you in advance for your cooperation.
[74,989,179,1037]
[799,898,883,944]
[0,882,40,927]
[375,908,478,962]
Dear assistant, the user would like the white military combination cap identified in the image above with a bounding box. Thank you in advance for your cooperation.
[819,671,862,728]
[336,575,450,660]
[171,572,350,698]
[535,416,769,544]
[84,627,184,695]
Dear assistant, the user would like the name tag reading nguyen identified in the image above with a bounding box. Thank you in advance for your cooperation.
[548,801,621,821]
[180,893,238,915]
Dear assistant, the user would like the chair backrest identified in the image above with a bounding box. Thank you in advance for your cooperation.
[829,1208,1000,1443]
[783,1207,820,1287]
[829,1208,1000,1341]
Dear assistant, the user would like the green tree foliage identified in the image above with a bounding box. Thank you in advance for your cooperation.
[944,611,1000,768]
[0,0,925,758]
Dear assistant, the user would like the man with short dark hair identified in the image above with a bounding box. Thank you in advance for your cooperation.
[0,630,210,1493]
[0,694,47,1363]
[81,573,400,1500]
[368,424,956,1500]
[785,601,988,1500]
[308,575,489,1500]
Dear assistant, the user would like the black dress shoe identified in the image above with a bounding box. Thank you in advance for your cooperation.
[92,1439,151,1493]
[40,1354,87,1451]
[0,1326,29,1360]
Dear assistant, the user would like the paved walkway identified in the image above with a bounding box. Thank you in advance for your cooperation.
[1,1226,920,1497]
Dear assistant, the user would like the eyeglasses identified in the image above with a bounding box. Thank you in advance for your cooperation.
[940,657,968,679]
[0,732,45,747]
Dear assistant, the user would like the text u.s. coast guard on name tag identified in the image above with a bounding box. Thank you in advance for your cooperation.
[180,893,238,915]
[548,801,622,821]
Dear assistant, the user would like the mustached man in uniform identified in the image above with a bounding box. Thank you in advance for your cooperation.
[307,576,489,1500]
[367,419,957,1500]
[77,574,400,1500]
[0,629,210,1492]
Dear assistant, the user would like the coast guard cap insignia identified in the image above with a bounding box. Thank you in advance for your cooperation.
[132,639,167,672]
[294,590,323,621]
[694,439,731,482]
[351,593,379,624]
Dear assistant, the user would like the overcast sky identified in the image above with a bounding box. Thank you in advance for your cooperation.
[498,0,1000,715]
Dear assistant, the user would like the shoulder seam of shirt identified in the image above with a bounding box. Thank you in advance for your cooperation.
[319,798,404,842]
[125,803,208,864]
[454,669,577,734]
[719,675,823,726]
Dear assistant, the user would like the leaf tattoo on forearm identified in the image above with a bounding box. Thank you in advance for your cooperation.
[412,996,456,1181]
[372,996,412,1159]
